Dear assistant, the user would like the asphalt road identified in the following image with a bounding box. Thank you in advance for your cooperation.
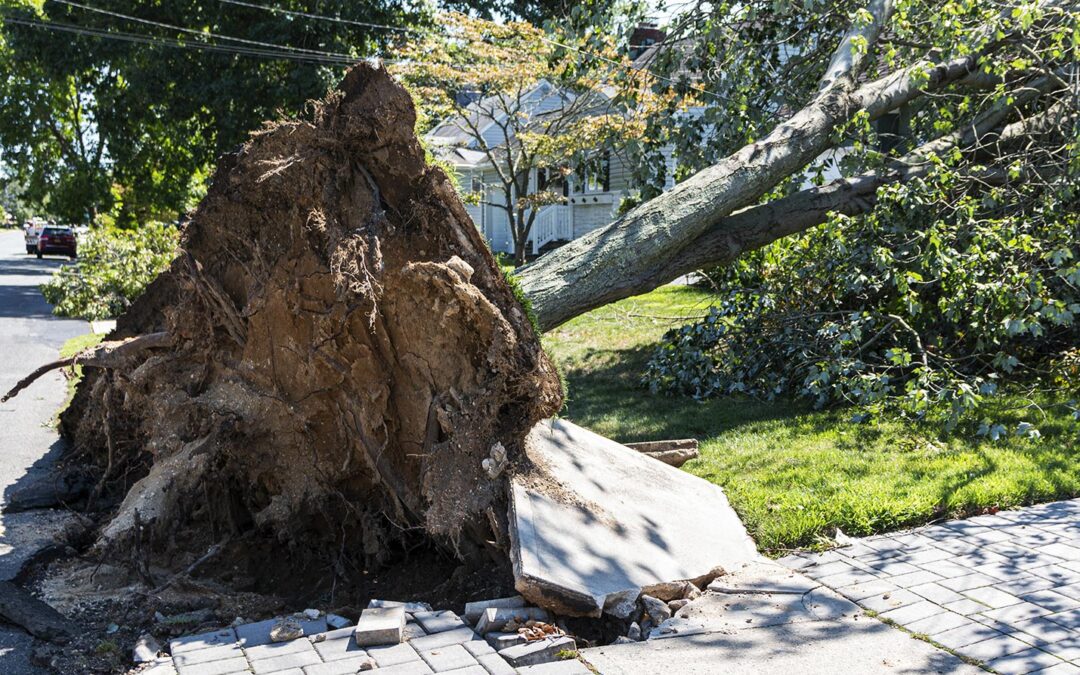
[0,228,88,673]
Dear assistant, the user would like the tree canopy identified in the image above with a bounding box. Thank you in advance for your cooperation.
[0,0,580,224]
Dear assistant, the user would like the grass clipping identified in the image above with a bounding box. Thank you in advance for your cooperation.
[58,63,562,594]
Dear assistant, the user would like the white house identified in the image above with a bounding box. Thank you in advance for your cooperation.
[425,79,678,256]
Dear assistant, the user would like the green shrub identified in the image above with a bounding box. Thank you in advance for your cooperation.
[645,167,1080,435]
[41,223,179,320]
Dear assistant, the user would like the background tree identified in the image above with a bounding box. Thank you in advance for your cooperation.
[393,12,667,264]
[0,0,605,225]
[0,0,432,224]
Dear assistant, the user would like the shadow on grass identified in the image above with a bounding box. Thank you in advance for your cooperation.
[560,344,815,442]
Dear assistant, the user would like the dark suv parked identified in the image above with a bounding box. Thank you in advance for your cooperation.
[37,226,77,259]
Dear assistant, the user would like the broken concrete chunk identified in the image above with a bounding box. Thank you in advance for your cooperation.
[303,609,321,620]
[601,588,638,620]
[353,606,405,647]
[688,566,727,590]
[482,442,509,479]
[0,581,75,643]
[640,595,671,624]
[475,606,551,635]
[485,631,527,650]
[668,599,690,613]
[325,614,351,630]
[463,596,527,624]
[626,623,641,641]
[402,622,427,640]
[510,419,759,617]
[270,617,304,642]
[498,636,576,667]
[133,634,161,663]
[640,580,697,602]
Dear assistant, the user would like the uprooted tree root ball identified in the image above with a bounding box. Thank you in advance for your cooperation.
[55,63,562,601]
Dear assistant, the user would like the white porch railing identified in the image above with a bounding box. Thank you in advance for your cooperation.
[531,205,572,254]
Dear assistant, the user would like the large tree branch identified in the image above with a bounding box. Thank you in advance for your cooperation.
[819,0,894,89]
[518,53,985,330]
[632,91,1071,291]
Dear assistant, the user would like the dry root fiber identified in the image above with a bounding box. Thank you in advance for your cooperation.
[59,63,562,596]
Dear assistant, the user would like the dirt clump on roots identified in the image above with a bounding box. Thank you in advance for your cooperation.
[53,62,562,606]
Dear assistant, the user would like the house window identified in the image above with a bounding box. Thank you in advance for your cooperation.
[471,175,483,193]
[537,167,568,197]
[578,154,610,193]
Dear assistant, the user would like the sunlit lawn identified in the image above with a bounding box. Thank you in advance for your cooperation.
[543,285,1080,554]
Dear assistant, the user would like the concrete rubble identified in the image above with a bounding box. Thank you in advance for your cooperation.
[134,420,768,672]
[155,596,587,674]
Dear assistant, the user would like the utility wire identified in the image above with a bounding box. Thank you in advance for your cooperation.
[210,0,772,113]
[2,16,358,65]
[50,0,358,61]
[217,0,427,34]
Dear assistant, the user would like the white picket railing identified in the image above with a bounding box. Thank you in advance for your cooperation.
[531,205,572,253]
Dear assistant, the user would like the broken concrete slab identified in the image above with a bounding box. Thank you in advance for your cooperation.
[498,636,576,667]
[463,596,527,624]
[509,419,759,617]
[353,606,405,647]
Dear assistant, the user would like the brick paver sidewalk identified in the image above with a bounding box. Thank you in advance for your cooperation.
[142,611,589,675]
[781,498,1080,675]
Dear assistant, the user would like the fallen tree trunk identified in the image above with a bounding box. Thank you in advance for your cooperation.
[518,3,1073,331]
[56,63,561,596]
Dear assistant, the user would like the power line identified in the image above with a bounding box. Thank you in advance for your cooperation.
[2,16,358,65]
[209,0,769,112]
[50,0,357,61]
[217,0,428,34]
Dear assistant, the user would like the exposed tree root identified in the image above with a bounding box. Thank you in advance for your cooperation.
[1,333,172,403]
[46,63,561,601]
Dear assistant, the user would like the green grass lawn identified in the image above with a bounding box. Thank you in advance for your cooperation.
[543,285,1080,554]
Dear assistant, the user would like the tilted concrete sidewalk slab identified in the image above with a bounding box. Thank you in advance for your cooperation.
[509,419,759,616]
